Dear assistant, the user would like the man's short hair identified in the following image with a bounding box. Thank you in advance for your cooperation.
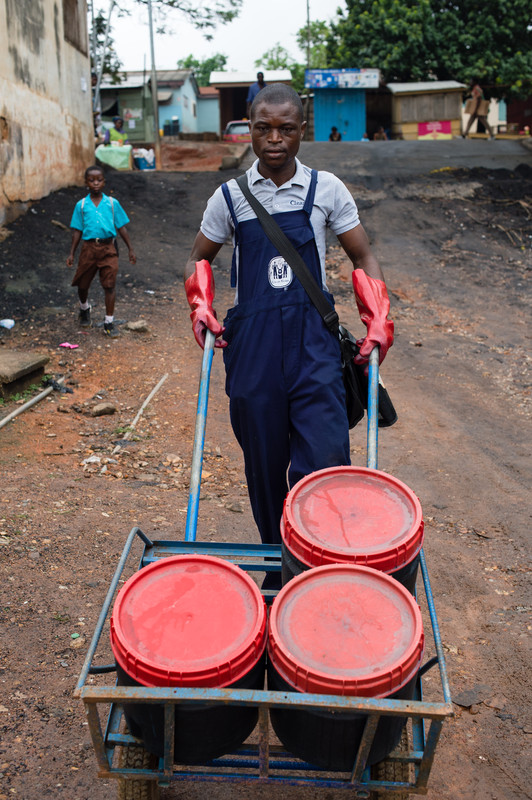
[250,83,304,123]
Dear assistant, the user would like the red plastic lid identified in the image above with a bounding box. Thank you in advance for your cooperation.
[282,466,424,572]
[268,564,424,697]
[110,555,267,687]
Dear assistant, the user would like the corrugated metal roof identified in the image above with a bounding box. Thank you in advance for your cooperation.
[100,69,193,91]
[100,77,146,90]
[125,69,192,83]
[386,81,466,94]
[152,70,190,84]
[199,86,219,97]
[209,70,292,86]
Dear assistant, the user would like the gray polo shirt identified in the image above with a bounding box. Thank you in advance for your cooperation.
[200,158,360,290]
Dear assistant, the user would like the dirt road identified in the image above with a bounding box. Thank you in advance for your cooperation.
[0,139,531,800]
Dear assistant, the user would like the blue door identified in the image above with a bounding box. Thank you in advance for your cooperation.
[314,89,366,142]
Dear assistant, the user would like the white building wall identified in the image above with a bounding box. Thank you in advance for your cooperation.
[0,0,94,225]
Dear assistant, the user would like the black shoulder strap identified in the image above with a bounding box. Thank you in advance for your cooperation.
[235,174,339,334]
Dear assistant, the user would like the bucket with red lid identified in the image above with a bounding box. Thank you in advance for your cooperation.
[267,563,425,770]
[110,554,267,763]
[281,466,424,593]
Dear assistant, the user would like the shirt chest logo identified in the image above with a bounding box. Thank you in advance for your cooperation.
[268,256,293,288]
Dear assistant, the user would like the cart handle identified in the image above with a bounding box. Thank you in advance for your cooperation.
[185,330,215,542]
[185,339,377,533]
[366,348,379,470]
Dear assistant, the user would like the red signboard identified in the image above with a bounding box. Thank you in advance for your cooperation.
[418,120,453,140]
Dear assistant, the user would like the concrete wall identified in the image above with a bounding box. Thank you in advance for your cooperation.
[0,0,94,225]
[118,88,154,143]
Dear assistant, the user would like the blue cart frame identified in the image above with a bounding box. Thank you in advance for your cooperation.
[74,336,453,797]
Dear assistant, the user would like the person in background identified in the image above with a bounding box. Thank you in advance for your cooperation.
[462,78,496,139]
[373,127,388,141]
[104,116,129,145]
[66,165,136,337]
[246,72,266,118]
[329,126,342,141]
[360,132,370,142]
[184,84,394,585]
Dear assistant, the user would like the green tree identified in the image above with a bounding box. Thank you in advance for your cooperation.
[177,54,228,86]
[255,20,334,94]
[90,9,124,82]
[133,0,243,38]
[296,20,330,70]
[327,0,532,98]
[255,45,305,93]
[255,44,295,72]
[90,0,242,84]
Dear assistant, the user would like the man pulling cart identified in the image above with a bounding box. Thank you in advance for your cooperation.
[184,84,394,575]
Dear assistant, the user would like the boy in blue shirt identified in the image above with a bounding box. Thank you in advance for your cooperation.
[66,165,136,337]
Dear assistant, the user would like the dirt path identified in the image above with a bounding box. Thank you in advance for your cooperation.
[0,141,531,800]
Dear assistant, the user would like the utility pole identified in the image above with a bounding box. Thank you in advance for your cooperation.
[147,0,161,170]
[306,0,310,72]
[305,0,311,138]
[90,0,97,75]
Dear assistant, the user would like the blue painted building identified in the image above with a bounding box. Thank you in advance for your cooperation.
[100,69,221,140]
[305,69,381,142]
[197,86,220,135]
[156,69,201,134]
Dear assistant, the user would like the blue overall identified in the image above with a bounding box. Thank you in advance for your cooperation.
[221,171,350,545]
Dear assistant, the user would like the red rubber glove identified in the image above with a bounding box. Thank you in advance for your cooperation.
[184,259,227,349]
[352,268,394,367]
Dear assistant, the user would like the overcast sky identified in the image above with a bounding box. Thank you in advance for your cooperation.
[108,0,345,74]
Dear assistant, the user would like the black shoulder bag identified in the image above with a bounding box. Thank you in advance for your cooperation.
[235,174,397,429]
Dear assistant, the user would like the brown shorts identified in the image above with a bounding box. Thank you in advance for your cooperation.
[71,241,118,291]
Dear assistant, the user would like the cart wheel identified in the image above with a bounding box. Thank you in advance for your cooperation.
[369,727,413,799]
[117,743,160,800]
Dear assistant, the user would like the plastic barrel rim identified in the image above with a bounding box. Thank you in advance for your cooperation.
[268,563,425,697]
[111,554,267,687]
[282,466,424,573]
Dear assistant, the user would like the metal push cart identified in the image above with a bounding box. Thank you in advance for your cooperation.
[75,334,453,798]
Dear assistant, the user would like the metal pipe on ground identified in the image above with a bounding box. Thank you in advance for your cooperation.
[112,373,169,454]
[0,378,65,431]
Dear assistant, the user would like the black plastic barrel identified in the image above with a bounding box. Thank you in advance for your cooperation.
[268,564,425,770]
[110,555,267,763]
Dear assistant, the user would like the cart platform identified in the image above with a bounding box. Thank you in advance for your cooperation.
[75,527,452,798]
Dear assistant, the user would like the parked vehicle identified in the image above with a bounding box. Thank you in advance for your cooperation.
[222,120,251,143]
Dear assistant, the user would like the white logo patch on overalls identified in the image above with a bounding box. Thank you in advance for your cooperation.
[268,256,293,288]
